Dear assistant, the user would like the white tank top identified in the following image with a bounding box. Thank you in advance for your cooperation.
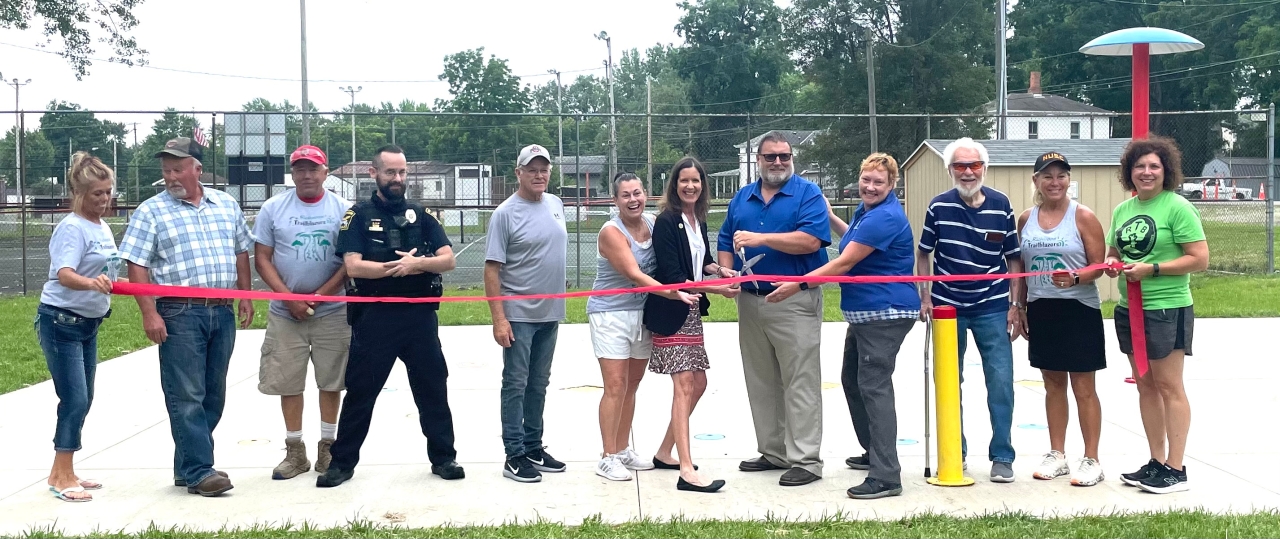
[1020,200,1100,309]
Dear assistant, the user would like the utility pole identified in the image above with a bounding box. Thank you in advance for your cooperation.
[548,69,564,192]
[340,85,362,189]
[995,0,1009,139]
[646,77,653,196]
[132,122,139,204]
[1267,102,1275,274]
[299,0,311,145]
[3,74,31,196]
[597,31,617,193]
[865,26,878,153]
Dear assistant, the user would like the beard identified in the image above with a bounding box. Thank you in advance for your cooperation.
[762,162,794,186]
[954,178,983,198]
[378,181,405,202]
[165,184,188,199]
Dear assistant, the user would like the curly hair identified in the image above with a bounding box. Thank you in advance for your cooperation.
[1119,136,1183,192]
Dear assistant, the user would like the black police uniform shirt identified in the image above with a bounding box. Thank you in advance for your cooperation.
[335,193,451,309]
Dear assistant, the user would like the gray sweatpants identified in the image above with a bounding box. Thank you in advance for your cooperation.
[737,288,824,476]
[842,318,916,484]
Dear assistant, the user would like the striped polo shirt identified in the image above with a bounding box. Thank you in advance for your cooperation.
[917,186,1020,316]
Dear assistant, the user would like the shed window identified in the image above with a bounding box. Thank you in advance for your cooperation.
[1028,121,1039,140]
[1070,122,1081,139]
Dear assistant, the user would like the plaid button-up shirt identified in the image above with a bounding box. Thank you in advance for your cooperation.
[120,188,253,289]
[842,308,920,325]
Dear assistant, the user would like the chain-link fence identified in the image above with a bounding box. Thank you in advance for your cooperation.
[0,108,1274,293]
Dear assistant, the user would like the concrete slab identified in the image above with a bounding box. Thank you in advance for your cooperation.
[1,318,1277,534]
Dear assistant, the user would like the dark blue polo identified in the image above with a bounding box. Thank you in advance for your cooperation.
[717,175,830,291]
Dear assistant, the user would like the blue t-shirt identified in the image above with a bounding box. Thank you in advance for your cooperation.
[917,187,1021,315]
[717,175,830,289]
[839,193,920,313]
[40,213,121,318]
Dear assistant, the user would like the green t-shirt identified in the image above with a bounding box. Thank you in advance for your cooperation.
[1107,190,1205,309]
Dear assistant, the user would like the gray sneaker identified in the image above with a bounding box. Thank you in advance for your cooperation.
[272,438,312,480]
[991,461,1015,483]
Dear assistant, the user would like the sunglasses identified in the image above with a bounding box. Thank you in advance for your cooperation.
[760,153,793,163]
[950,161,985,173]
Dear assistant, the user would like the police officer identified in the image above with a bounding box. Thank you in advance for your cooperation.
[317,144,464,487]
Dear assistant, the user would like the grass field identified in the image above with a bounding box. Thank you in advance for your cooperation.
[16,509,1280,538]
[1,274,1276,395]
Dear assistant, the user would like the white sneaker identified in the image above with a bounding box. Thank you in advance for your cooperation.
[1071,457,1105,486]
[595,454,632,481]
[1033,450,1069,480]
[616,447,655,471]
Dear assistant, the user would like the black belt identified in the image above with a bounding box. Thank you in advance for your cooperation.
[743,283,810,296]
[156,297,234,306]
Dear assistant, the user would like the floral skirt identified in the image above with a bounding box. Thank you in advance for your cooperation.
[649,304,710,374]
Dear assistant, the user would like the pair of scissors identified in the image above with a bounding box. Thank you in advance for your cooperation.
[735,248,765,288]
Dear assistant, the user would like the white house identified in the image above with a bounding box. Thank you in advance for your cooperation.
[987,72,1113,140]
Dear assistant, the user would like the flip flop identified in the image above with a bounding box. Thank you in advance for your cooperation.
[49,485,92,502]
[78,479,103,490]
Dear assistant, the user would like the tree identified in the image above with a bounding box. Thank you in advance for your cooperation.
[0,128,57,187]
[1,0,147,78]
[38,101,126,183]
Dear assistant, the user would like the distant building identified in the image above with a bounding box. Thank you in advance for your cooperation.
[1199,156,1278,197]
[329,161,494,206]
[986,72,1113,140]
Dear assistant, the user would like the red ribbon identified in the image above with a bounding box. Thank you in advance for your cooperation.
[112,261,1146,371]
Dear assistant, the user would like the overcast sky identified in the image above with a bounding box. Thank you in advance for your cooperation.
[0,0,713,139]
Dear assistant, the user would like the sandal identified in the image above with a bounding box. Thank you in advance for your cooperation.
[78,479,103,490]
[50,485,92,502]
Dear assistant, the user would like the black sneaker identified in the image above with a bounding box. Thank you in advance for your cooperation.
[1138,464,1189,494]
[845,453,870,470]
[1121,458,1163,487]
[504,456,542,483]
[847,478,903,499]
[525,448,566,473]
[316,467,354,488]
[432,461,466,480]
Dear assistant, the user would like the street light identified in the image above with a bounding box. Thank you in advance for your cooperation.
[595,31,617,193]
[340,85,363,189]
[2,73,32,197]
[300,0,311,145]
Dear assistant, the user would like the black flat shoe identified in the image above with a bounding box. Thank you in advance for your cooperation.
[676,476,725,493]
[652,457,697,470]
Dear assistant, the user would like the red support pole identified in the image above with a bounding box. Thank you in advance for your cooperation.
[1132,43,1150,139]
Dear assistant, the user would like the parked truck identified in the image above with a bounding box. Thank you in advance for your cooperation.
[1181,178,1252,200]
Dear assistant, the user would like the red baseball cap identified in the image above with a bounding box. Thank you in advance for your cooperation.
[290,145,327,166]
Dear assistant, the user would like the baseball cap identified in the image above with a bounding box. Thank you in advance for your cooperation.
[1033,151,1071,173]
[290,145,327,166]
[516,144,552,167]
[154,137,203,160]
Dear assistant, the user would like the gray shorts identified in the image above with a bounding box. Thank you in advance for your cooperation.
[1114,305,1194,360]
[259,310,352,395]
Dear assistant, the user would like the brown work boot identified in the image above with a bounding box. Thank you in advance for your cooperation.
[187,473,234,497]
[315,439,334,474]
[272,438,312,480]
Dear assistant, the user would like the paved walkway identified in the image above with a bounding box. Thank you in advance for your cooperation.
[1,320,1277,535]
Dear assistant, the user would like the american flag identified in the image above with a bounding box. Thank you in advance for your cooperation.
[192,126,209,147]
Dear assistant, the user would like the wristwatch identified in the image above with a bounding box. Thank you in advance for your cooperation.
[1012,301,1026,310]
[1153,263,1161,277]
[1071,271,1080,286]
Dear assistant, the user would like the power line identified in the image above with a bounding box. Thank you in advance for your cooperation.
[1013,49,1280,94]
[1094,0,1280,6]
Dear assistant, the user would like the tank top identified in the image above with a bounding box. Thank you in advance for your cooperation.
[1020,200,1100,309]
[587,214,656,313]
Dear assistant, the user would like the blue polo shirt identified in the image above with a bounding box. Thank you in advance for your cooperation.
[717,175,830,290]
[839,192,920,313]
[917,187,1021,315]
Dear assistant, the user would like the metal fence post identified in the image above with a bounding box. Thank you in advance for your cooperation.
[1267,103,1275,274]
[18,112,27,295]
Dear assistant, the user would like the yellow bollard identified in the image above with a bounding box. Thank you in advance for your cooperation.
[927,305,974,487]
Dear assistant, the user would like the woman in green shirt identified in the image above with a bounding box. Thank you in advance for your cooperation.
[1104,136,1208,495]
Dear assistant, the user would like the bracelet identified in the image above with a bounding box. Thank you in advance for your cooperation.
[1153,263,1161,277]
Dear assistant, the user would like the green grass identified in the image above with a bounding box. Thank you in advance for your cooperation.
[16,510,1280,538]
[1200,220,1278,274]
[2,274,1275,395]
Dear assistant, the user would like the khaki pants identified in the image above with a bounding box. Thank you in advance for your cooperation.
[737,288,824,475]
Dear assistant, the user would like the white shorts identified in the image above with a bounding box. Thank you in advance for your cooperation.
[588,310,652,360]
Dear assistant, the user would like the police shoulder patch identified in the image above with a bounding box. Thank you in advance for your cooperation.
[340,208,356,231]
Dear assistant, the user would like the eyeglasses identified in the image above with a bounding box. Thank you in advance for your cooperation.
[760,153,793,163]
[950,161,985,173]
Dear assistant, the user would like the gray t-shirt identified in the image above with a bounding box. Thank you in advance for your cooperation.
[40,213,120,318]
[253,190,352,319]
[485,193,567,323]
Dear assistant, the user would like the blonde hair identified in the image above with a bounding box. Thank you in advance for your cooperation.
[68,151,115,215]
[859,152,899,185]
[1030,166,1070,207]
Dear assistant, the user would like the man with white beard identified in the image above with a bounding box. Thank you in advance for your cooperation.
[916,137,1025,483]
[717,131,831,487]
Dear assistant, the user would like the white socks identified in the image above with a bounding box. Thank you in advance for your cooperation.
[320,421,337,441]
[286,430,303,442]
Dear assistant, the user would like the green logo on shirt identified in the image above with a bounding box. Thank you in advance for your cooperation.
[1116,215,1157,259]
[1029,253,1067,287]
[291,230,333,261]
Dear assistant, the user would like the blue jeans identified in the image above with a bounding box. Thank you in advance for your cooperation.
[956,310,1015,464]
[156,302,237,486]
[500,321,558,458]
[35,304,104,452]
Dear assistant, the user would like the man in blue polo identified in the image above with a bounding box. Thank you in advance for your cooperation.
[717,131,830,487]
[916,137,1024,484]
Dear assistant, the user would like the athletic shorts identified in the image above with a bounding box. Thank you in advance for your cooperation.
[259,310,352,395]
[588,310,652,360]
[1113,305,1194,360]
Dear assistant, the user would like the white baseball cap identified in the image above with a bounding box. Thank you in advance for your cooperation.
[516,144,552,167]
